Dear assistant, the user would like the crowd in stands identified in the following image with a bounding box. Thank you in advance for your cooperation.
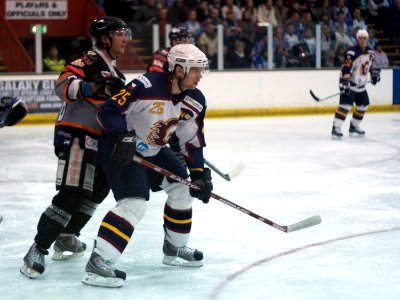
[99,0,399,69]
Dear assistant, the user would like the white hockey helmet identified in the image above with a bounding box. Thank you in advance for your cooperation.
[356,29,369,39]
[167,44,210,76]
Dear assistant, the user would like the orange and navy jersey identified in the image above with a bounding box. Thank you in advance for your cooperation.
[97,72,207,168]
[341,45,375,92]
[146,48,169,73]
[54,50,125,135]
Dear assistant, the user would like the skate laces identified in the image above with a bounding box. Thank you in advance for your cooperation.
[177,246,196,259]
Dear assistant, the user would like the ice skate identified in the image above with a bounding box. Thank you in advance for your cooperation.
[162,239,204,267]
[20,242,49,279]
[331,125,343,140]
[82,252,126,288]
[52,233,86,260]
[349,123,365,136]
[0,215,3,224]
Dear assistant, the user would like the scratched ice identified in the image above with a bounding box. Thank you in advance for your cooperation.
[1,113,399,300]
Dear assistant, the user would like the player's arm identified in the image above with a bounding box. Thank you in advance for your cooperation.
[97,78,143,134]
[339,49,354,93]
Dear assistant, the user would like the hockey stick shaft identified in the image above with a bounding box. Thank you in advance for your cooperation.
[204,158,244,181]
[310,80,372,102]
[132,156,321,233]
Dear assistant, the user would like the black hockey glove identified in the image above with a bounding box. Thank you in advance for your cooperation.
[189,168,213,204]
[339,78,351,95]
[370,68,381,85]
[110,130,137,165]
[92,74,125,98]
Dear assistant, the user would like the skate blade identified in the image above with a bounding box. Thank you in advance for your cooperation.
[162,255,204,267]
[82,272,124,288]
[349,132,365,137]
[20,264,42,279]
[331,135,342,140]
[52,250,85,261]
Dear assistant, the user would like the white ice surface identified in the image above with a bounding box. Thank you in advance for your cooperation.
[0,113,399,300]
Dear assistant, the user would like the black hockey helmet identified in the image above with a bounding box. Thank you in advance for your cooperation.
[90,16,131,44]
[169,27,191,43]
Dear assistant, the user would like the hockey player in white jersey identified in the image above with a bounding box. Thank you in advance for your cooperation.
[82,44,213,288]
[331,29,381,139]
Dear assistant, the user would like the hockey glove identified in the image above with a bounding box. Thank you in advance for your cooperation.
[92,74,125,98]
[370,68,381,85]
[110,130,137,165]
[189,168,213,204]
[0,97,13,128]
[339,78,351,95]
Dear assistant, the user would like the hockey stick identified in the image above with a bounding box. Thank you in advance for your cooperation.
[310,81,372,102]
[204,158,244,181]
[132,156,321,233]
[309,89,343,102]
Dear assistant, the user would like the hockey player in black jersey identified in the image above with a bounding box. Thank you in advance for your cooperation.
[20,16,130,279]
[81,44,213,288]
[332,29,381,139]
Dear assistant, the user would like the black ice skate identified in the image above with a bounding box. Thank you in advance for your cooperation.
[162,239,204,267]
[52,233,86,260]
[20,242,49,278]
[331,125,343,140]
[349,123,365,136]
[82,252,126,288]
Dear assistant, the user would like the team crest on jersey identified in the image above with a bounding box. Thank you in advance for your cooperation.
[137,75,152,88]
[147,119,179,145]
[183,95,203,112]
[136,141,149,151]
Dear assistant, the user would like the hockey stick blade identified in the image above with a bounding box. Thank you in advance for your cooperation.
[286,215,322,233]
[227,162,245,181]
[309,89,320,101]
[204,158,244,181]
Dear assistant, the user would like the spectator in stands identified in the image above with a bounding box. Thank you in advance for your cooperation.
[318,12,331,28]
[286,11,304,38]
[155,7,169,43]
[224,10,241,38]
[241,0,258,24]
[321,24,335,52]
[133,0,158,25]
[168,0,188,26]
[331,10,351,36]
[210,0,223,19]
[196,1,210,23]
[314,0,331,20]
[184,9,202,39]
[284,23,300,50]
[289,1,310,15]
[373,43,389,68]
[274,0,289,25]
[331,0,351,22]
[351,8,367,31]
[198,22,218,69]
[303,27,316,63]
[238,9,256,57]
[334,24,353,50]
[257,0,278,26]
[273,25,289,52]
[206,7,224,27]
[334,43,346,67]
[43,45,66,72]
[301,11,314,32]
[367,28,378,49]
[221,0,242,21]
[322,48,335,67]
[227,40,251,68]
[274,45,289,68]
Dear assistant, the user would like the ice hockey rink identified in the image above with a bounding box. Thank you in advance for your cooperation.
[0,112,399,300]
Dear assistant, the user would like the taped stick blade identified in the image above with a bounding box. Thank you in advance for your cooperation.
[286,215,322,233]
[227,162,245,180]
[309,90,320,101]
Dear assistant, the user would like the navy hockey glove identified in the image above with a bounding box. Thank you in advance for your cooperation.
[110,130,137,165]
[189,168,213,204]
[0,97,13,128]
[339,78,351,95]
[370,68,381,85]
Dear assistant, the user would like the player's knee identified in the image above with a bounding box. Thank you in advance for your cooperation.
[161,178,193,210]
[114,197,147,226]
[52,190,86,215]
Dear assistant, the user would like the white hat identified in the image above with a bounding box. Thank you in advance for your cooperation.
[356,29,369,39]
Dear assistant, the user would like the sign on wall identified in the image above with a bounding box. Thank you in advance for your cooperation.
[5,0,68,19]
[0,79,61,113]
